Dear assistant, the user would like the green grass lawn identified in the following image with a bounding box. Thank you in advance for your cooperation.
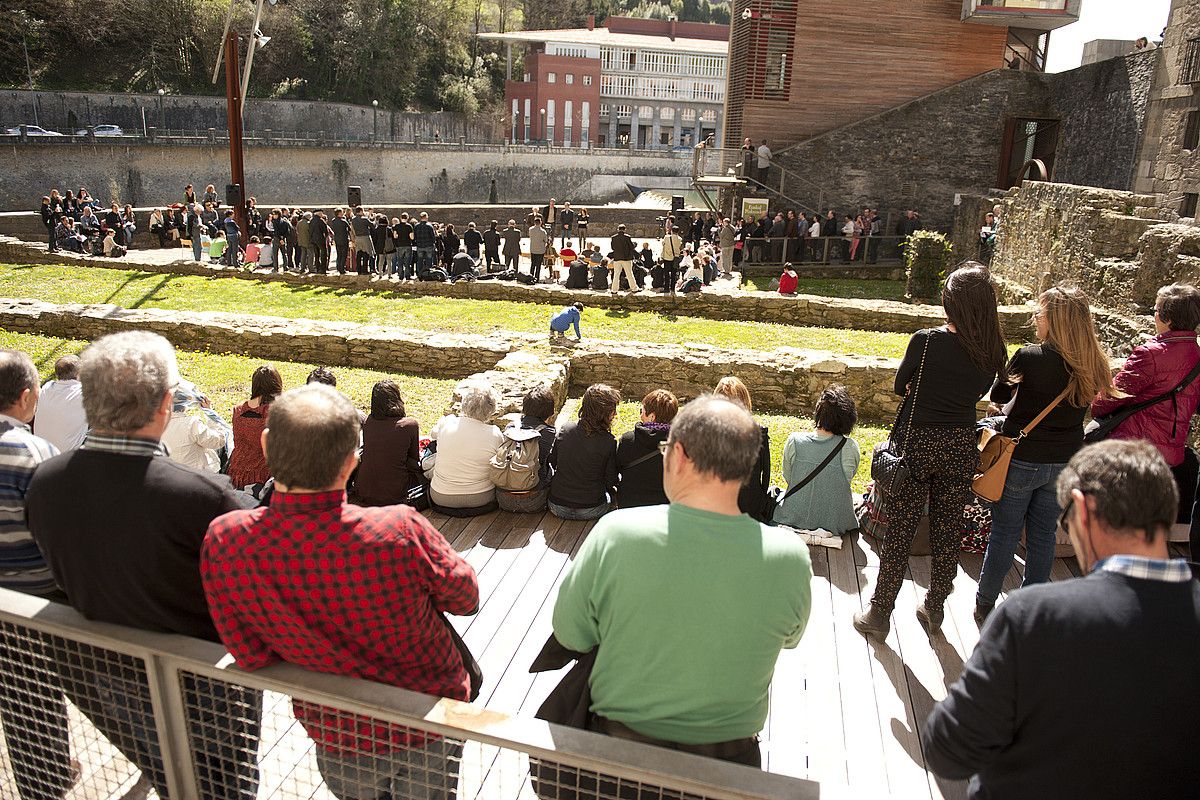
[607,400,886,495]
[0,330,457,430]
[741,275,908,301]
[0,263,913,359]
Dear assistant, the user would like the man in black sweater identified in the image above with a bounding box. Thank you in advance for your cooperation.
[923,439,1200,799]
[26,331,261,800]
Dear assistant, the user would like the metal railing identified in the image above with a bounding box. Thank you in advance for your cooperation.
[0,126,694,159]
[735,234,909,271]
[691,148,829,216]
[0,587,819,800]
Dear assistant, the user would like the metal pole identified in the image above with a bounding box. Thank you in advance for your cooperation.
[240,0,267,112]
[224,29,249,237]
[212,0,237,85]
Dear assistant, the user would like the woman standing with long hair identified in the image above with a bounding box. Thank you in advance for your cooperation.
[855,263,1008,639]
[974,286,1118,624]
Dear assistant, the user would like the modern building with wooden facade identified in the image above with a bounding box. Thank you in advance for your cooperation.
[723,0,1083,150]
[481,16,729,149]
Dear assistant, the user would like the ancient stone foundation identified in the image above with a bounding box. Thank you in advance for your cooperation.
[0,299,904,423]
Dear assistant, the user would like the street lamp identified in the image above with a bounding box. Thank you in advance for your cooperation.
[372,99,379,140]
[539,107,546,144]
[157,88,165,131]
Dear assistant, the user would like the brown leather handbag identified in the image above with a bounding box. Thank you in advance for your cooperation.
[973,388,1070,502]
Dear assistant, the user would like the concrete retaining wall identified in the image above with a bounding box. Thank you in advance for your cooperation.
[0,141,691,211]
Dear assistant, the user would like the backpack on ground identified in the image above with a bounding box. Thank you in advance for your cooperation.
[516,271,537,285]
[419,268,448,282]
[489,426,542,491]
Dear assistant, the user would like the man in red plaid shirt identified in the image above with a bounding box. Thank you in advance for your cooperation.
[202,383,479,800]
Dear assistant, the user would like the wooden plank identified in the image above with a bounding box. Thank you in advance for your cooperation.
[822,534,895,796]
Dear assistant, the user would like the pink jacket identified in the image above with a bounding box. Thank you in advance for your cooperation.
[1091,331,1200,466]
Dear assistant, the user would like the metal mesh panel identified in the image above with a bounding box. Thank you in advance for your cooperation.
[175,669,725,800]
[0,618,157,800]
[0,598,815,800]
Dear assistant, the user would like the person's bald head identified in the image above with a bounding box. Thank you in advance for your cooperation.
[264,384,359,491]
[666,395,762,484]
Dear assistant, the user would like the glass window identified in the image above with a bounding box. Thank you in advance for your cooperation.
[547,72,557,84]
[565,73,574,85]
[583,75,593,86]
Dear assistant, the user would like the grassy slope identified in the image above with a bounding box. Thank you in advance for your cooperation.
[0,263,912,359]
[3,330,457,428]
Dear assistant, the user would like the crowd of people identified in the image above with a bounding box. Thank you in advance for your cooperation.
[0,261,1196,799]
[37,182,927,298]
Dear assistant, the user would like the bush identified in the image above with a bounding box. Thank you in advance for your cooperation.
[905,230,953,303]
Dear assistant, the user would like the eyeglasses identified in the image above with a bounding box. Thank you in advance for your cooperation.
[658,442,670,456]
[1057,496,1075,536]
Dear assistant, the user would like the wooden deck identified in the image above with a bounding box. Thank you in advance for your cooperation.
[8,507,1186,800]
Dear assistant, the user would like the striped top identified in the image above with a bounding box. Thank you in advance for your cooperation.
[0,414,59,596]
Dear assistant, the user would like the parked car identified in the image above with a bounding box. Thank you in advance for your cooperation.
[4,125,63,136]
[75,124,124,136]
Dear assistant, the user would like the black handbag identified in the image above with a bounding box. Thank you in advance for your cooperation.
[871,334,929,493]
[1084,358,1200,444]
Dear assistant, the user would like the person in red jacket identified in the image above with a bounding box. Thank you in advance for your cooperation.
[778,263,799,295]
[1090,283,1200,467]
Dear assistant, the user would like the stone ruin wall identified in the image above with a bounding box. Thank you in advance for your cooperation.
[0,299,904,425]
[981,181,1200,357]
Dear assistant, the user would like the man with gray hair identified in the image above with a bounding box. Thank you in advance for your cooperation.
[27,330,261,800]
[924,439,1200,797]
[203,384,479,800]
[551,394,812,767]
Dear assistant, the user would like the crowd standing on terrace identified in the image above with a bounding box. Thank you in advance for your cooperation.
[36,184,928,297]
[5,207,1200,798]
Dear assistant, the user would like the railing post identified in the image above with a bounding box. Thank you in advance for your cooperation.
[143,653,200,800]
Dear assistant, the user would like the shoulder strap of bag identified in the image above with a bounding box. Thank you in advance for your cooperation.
[1107,355,1200,420]
[895,333,931,454]
[1014,387,1072,442]
[782,436,848,502]
[624,448,662,470]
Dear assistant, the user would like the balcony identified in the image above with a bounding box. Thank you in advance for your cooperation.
[962,0,1082,31]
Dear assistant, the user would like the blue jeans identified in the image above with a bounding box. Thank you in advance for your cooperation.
[392,247,412,278]
[192,235,204,262]
[226,232,240,267]
[976,458,1066,608]
[415,246,436,274]
[548,499,610,521]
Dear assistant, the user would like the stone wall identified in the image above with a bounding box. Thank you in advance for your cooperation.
[568,342,901,420]
[773,70,1052,230]
[0,236,1038,340]
[0,299,520,378]
[1046,51,1157,192]
[986,181,1200,356]
[948,193,1004,267]
[1133,0,1200,214]
[0,141,691,211]
[0,89,496,143]
[0,296,907,422]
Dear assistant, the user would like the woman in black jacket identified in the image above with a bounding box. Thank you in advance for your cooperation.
[854,263,1008,640]
[615,389,679,508]
[548,384,621,520]
[714,376,772,521]
[40,196,57,252]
